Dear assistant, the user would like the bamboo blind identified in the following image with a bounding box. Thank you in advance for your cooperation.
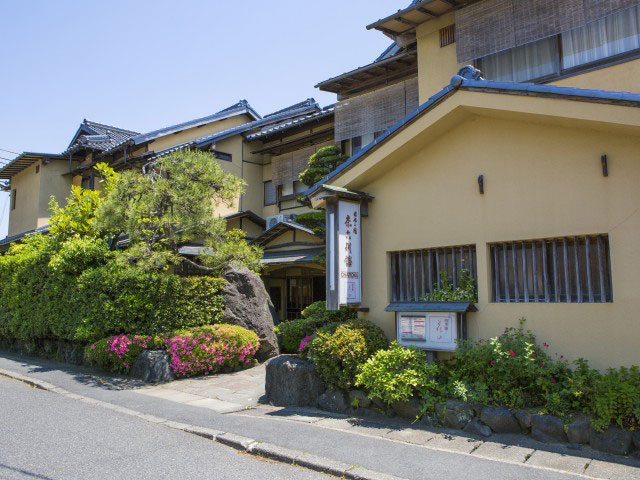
[334,78,419,142]
[456,0,640,62]
[271,140,333,186]
[390,245,477,303]
[489,235,612,303]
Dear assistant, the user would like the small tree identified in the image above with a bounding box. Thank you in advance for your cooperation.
[95,150,262,273]
[49,163,117,239]
[298,145,348,188]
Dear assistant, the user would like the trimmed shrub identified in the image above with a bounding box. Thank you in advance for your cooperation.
[356,342,439,406]
[275,301,356,353]
[165,325,260,378]
[309,319,388,390]
[0,235,225,344]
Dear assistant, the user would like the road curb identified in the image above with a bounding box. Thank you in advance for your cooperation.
[0,367,410,480]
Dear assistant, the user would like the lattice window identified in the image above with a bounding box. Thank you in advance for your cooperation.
[440,24,456,47]
[390,245,477,302]
[489,235,613,303]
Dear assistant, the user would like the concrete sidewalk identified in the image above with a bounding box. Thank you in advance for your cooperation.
[1,352,639,480]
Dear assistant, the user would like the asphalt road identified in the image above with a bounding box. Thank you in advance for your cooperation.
[0,376,330,480]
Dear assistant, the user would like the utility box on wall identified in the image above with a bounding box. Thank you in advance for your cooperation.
[385,302,477,352]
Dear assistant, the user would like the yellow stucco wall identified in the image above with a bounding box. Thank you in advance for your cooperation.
[8,164,41,236]
[38,160,73,228]
[328,91,640,370]
[551,59,640,93]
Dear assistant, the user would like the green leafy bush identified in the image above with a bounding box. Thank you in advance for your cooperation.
[587,366,640,431]
[274,301,356,353]
[309,319,388,390]
[423,270,477,302]
[447,319,571,410]
[356,342,439,405]
[0,235,225,344]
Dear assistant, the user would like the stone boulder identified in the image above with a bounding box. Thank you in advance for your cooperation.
[349,389,372,409]
[464,419,492,438]
[443,400,476,429]
[265,355,325,407]
[480,407,521,434]
[590,426,632,456]
[515,409,533,432]
[130,350,176,383]
[222,264,279,361]
[566,415,591,444]
[318,388,349,413]
[392,397,422,420]
[531,415,568,443]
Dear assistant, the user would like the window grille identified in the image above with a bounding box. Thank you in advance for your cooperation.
[489,235,612,303]
[390,245,477,302]
[440,24,456,47]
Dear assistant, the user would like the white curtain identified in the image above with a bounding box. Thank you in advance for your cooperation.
[481,36,558,82]
[562,5,640,69]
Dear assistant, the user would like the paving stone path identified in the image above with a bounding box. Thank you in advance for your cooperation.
[136,363,266,413]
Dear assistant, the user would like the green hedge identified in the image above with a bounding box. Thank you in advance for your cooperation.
[0,235,225,344]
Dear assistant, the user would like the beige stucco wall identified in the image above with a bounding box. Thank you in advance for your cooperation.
[551,58,640,93]
[329,92,640,370]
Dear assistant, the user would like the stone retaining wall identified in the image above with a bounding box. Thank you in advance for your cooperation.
[265,355,640,457]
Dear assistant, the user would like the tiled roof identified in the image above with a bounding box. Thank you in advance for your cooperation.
[64,119,139,155]
[148,101,322,161]
[103,100,261,155]
[0,225,50,246]
[245,105,334,141]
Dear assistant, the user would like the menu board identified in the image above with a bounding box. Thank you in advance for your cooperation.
[396,312,458,351]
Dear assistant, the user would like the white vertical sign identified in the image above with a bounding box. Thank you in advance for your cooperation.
[338,200,362,305]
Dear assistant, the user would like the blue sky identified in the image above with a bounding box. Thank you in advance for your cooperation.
[0,0,397,238]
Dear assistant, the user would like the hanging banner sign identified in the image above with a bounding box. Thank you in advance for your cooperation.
[338,200,362,305]
[325,199,362,309]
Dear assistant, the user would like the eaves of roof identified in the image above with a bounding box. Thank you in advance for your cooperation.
[251,220,318,247]
[0,152,66,179]
[307,67,640,195]
[245,106,335,141]
[0,225,50,246]
[224,210,267,229]
[64,120,139,155]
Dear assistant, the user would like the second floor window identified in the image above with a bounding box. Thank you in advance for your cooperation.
[10,189,16,210]
[479,5,640,83]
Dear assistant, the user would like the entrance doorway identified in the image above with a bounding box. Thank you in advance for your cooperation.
[264,267,325,321]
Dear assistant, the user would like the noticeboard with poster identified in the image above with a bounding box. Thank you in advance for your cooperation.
[396,312,459,351]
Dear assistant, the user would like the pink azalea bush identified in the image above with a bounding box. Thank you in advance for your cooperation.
[84,324,260,378]
[298,335,313,355]
[84,334,159,373]
[165,325,260,378]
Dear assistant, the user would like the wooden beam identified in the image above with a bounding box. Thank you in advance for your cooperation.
[417,6,439,17]
[395,17,419,27]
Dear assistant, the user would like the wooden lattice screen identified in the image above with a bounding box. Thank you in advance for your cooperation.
[489,235,613,303]
[456,0,640,62]
[271,141,333,186]
[390,245,477,302]
[334,77,419,142]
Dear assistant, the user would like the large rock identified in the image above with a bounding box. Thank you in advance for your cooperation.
[515,409,533,432]
[633,431,640,451]
[349,389,372,409]
[590,426,632,456]
[480,407,521,434]
[464,419,492,437]
[566,415,591,444]
[222,264,279,361]
[318,388,349,413]
[443,400,476,429]
[531,415,568,443]
[265,355,325,407]
[392,397,422,420]
[130,350,176,383]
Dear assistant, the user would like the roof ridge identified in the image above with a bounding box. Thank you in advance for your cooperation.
[83,119,140,135]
